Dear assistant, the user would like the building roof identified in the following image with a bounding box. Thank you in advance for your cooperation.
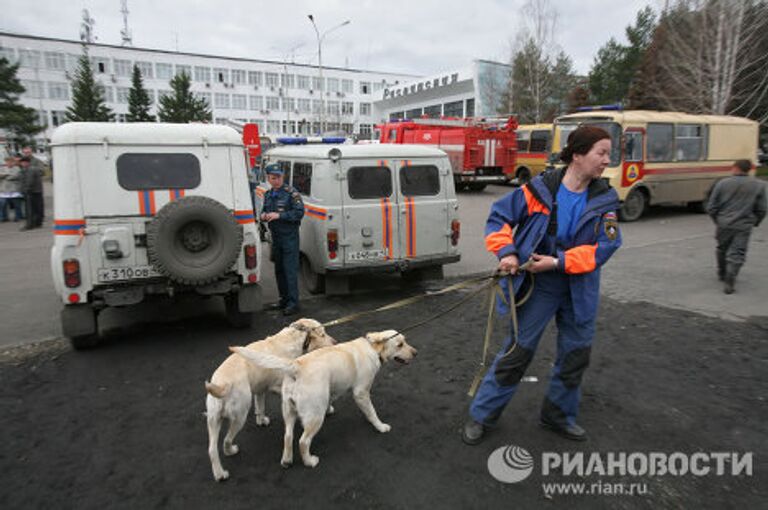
[50,122,242,146]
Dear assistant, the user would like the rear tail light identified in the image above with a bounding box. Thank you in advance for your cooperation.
[327,229,339,260]
[244,243,257,269]
[63,259,81,288]
[451,220,460,246]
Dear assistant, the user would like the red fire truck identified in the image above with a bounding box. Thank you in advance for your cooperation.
[376,116,519,191]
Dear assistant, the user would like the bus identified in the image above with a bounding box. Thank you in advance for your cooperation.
[515,123,552,184]
[551,108,759,221]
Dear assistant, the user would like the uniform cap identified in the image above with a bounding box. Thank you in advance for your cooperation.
[264,163,283,176]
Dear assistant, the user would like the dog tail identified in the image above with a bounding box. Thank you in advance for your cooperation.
[229,346,297,376]
[205,381,231,399]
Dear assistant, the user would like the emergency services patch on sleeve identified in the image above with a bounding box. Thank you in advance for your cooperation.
[603,211,618,241]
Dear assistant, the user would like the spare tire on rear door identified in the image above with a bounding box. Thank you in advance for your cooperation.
[147,196,243,285]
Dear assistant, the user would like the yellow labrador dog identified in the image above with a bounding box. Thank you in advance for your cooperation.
[205,318,335,481]
[230,329,417,469]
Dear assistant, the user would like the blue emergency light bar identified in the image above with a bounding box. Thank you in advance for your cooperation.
[276,137,347,145]
[576,104,623,112]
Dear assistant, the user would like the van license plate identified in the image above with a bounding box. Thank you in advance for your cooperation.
[98,266,161,282]
[347,249,388,261]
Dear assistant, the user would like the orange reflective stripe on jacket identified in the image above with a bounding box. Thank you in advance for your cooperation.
[564,244,598,273]
[485,223,514,255]
[522,185,550,215]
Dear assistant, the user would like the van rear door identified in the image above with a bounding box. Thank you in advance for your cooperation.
[340,160,400,263]
[395,158,450,259]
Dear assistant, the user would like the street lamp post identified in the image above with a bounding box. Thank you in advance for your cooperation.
[307,15,350,135]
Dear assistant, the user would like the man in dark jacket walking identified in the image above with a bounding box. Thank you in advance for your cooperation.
[707,159,767,294]
[19,156,44,231]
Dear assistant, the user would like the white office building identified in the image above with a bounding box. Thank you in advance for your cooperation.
[0,31,417,146]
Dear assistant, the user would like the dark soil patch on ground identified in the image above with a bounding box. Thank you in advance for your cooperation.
[1,283,765,509]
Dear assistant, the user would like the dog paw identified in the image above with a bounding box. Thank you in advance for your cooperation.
[303,455,320,468]
[223,444,239,456]
[214,470,230,482]
[376,423,391,433]
[280,458,293,469]
[255,415,271,426]
[326,405,335,415]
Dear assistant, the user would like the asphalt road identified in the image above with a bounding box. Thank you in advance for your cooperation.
[1,182,767,349]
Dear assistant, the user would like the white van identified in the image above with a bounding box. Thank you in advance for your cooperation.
[257,144,461,294]
[50,123,262,349]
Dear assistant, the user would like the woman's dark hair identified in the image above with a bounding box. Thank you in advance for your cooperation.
[560,125,611,164]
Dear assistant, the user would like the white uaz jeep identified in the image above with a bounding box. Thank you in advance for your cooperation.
[50,123,262,349]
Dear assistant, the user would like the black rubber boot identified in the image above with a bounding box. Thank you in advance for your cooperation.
[462,420,486,445]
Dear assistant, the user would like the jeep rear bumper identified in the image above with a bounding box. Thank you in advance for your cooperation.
[325,254,460,276]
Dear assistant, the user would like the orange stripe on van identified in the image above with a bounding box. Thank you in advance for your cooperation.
[380,198,393,259]
[405,197,416,257]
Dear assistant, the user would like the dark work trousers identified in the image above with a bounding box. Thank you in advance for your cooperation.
[716,227,752,278]
[25,192,44,228]
[271,229,300,309]
[470,271,595,428]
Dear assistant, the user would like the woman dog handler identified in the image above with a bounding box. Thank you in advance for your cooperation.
[463,126,622,444]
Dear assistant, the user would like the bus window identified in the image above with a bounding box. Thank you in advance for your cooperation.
[517,130,530,152]
[624,131,643,162]
[675,124,706,161]
[647,123,674,162]
[530,130,550,153]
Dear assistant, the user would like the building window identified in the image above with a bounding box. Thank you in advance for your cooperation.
[116,113,128,123]
[298,98,311,113]
[194,66,211,83]
[20,80,44,99]
[407,108,423,119]
[341,123,353,134]
[114,59,132,77]
[423,104,441,118]
[282,120,297,134]
[443,100,463,117]
[92,58,110,74]
[359,81,371,94]
[116,87,130,104]
[48,82,70,101]
[0,46,16,63]
[156,63,173,80]
[232,94,247,110]
[175,64,192,78]
[342,101,354,115]
[282,97,295,112]
[359,124,372,135]
[214,68,229,83]
[102,86,114,103]
[267,120,280,133]
[214,93,230,109]
[359,102,372,116]
[18,49,41,68]
[312,76,323,91]
[373,81,384,92]
[342,79,353,94]
[133,61,151,78]
[327,78,340,93]
[312,99,322,113]
[465,98,475,117]
[232,69,246,85]
[194,91,212,106]
[281,74,295,89]
[51,110,67,127]
[326,101,340,115]
[158,90,173,102]
[249,95,263,111]
[297,75,310,90]
[265,72,279,88]
[44,51,66,70]
[65,54,80,71]
[248,71,263,86]
[266,96,280,111]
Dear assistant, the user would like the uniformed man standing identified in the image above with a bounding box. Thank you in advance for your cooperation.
[707,159,767,294]
[261,163,304,315]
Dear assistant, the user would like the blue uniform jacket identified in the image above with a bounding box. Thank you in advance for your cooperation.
[262,184,305,235]
[486,169,622,323]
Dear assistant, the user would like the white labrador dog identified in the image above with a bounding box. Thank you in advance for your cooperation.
[230,329,417,469]
[205,318,335,481]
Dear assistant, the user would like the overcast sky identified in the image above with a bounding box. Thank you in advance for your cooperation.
[1,0,655,77]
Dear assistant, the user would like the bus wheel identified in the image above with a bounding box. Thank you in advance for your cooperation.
[686,201,706,213]
[516,167,531,185]
[619,188,647,222]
